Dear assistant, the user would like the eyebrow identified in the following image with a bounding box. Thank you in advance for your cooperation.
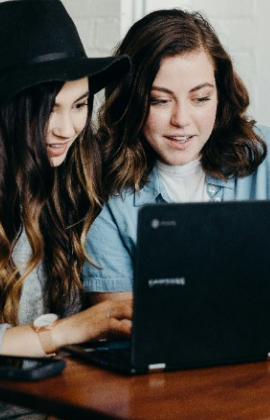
[151,83,215,94]
[75,91,90,102]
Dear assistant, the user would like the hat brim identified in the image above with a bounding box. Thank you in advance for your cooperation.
[0,54,130,105]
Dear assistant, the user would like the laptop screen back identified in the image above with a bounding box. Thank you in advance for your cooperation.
[132,201,270,370]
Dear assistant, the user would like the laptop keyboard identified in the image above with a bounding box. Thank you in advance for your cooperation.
[88,347,131,368]
[63,340,135,373]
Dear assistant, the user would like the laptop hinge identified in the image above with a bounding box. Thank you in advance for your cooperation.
[148,363,166,372]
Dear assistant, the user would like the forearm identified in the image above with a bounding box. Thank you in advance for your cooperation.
[89,292,133,305]
[2,318,91,357]
[1,299,133,356]
[2,324,46,356]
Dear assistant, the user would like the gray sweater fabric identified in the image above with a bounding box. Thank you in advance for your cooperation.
[0,230,82,419]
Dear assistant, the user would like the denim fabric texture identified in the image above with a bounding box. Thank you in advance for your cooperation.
[83,125,270,292]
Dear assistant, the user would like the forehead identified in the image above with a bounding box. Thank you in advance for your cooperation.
[55,77,89,104]
[153,50,216,87]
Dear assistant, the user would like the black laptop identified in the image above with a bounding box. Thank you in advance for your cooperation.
[64,200,270,374]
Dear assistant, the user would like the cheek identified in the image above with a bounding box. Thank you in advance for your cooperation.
[199,102,217,134]
[143,110,162,139]
[47,114,55,137]
[76,111,88,134]
[208,104,218,131]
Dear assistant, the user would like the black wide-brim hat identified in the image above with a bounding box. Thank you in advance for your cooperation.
[0,0,131,105]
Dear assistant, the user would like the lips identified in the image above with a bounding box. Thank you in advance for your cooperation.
[166,135,193,144]
[46,142,68,157]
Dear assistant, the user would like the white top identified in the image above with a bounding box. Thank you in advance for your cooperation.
[156,159,209,203]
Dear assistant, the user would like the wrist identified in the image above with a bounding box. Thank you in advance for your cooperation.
[32,314,59,355]
[50,316,71,350]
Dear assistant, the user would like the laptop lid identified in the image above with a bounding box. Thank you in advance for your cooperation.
[131,200,270,371]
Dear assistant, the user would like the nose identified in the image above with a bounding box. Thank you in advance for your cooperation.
[50,111,76,139]
[170,103,192,128]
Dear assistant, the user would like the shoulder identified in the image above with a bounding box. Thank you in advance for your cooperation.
[88,190,139,236]
[254,125,270,167]
[254,124,270,144]
[90,172,161,232]
[247,125,270,189]
[106,167,161,210]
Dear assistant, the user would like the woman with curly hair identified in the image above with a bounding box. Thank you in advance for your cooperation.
[83,8,270,302]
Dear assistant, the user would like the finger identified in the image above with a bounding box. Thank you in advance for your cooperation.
[109,299,133,321]
[108,319,132,337]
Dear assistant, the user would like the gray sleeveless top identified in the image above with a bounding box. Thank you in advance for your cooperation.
[0,230,82,419]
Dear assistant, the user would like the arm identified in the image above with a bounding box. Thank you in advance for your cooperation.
[2,299,132,357]
[82,196,138,299]
[89,291,133,305]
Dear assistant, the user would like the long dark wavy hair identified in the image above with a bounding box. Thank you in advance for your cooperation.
[98,8,266,195]
[0,81,103,324]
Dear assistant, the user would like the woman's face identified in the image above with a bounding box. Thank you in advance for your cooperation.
[143,50,218,166]
[46,77,89,167]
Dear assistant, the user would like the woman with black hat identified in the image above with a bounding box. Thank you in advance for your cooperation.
[0,0,132,376]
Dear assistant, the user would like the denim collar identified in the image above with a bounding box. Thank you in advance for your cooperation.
[134,165,234,206]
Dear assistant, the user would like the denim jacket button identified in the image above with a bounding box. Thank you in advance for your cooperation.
[209,186,216,194]
[214,197,221,202]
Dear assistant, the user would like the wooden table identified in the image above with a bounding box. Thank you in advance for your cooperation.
[1,356,270,419]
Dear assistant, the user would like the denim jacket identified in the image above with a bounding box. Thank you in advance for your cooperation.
[83,125,270,292]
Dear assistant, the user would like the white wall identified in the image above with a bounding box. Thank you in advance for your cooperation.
[62,0,122,57]
[1,0,267,126]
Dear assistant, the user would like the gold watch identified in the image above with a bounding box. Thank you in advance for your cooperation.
[32,313,59,355]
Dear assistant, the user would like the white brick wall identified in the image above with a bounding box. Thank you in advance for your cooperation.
[0,0,267,125]
[62,0,121,56]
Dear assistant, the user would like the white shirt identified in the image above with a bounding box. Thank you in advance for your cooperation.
[157,159,209,203]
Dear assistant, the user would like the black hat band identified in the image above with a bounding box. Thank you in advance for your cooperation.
[0,52,84,76]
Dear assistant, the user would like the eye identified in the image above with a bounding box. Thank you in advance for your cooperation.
[74,101,88,110]
[150,97,170,106]
[193,96,211,105]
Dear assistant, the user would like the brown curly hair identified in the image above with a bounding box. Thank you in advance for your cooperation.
[98,8,266,195]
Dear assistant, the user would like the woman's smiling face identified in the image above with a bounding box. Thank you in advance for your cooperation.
[143,49,218,166]
[46,77,89,167]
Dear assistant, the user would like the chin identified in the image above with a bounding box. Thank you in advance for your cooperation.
[171,154,200,166]
[49,156,67,167]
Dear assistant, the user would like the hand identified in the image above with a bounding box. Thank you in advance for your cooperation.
[52,299,133,349]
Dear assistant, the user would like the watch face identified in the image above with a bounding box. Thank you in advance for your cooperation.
[33,313,58,327]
